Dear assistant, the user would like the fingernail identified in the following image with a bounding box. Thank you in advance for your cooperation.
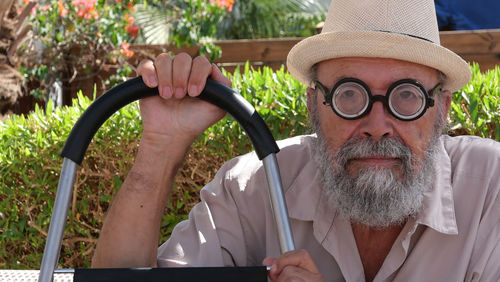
[163,86,172,98]
[189,85,198,95]
[175,87,184,98]
[270,263,276,273]
[149,76,157,86]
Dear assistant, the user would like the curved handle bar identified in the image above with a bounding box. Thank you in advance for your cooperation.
[60,76,280,164]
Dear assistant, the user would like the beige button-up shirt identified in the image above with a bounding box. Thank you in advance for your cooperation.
[157,135,500,281]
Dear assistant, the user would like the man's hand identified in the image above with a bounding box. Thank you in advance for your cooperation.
[92,53,231,268]
[263,250,324,282]
[137,53,231,148]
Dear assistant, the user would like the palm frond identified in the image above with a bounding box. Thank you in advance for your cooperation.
[134,4,175,44]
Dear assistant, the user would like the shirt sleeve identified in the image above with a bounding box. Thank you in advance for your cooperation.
[157,153,269,267]
[157,199,227,267]
[465,150,500,281]
[472,198,500,281]
[478,238,500,282]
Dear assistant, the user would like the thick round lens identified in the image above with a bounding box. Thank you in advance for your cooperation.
[389,84,425,119]
[332,82,368,118]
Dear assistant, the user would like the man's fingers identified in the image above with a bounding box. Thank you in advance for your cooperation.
[137,59,158,88]
[272,250,320,278]
[139,53,231,100]
[154,53,173,98]
[187,56,212,97]
[210,63,232,87]
[172,53,193,99]
[262,256,276,267]
[275,265,323,282]
[267,250,324,282]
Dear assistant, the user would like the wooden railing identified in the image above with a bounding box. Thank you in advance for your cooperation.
[439,29,500,71]
[129,38,304,73]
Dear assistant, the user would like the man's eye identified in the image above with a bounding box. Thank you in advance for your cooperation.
[341,90,356,98]
[399,91,417,100]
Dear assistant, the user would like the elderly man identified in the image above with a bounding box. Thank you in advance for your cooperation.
[92,0,500,281]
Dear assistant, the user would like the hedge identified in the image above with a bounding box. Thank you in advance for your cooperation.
[0,63,498,269]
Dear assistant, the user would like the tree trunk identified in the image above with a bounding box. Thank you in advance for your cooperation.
[0,0,32,116]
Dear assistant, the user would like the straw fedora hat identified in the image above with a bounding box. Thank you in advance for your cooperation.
[287,0,471,92]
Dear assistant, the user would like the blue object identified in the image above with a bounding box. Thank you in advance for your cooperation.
[435,0,500,30]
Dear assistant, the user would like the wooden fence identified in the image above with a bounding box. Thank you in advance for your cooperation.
[11,29,500,115]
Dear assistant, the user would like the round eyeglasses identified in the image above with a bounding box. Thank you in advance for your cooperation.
[314,78,441,121]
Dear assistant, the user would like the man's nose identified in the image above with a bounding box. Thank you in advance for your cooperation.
[358,102,394,140]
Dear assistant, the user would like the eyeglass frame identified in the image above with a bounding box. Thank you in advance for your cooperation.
[314,78,441,121]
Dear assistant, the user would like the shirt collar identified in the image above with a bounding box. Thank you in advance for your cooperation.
[281,135,338,243]
[416,137,458,235]
[284,149,337,243]
[284,147,324,222]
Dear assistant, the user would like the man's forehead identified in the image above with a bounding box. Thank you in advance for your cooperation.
[315,57,440,84]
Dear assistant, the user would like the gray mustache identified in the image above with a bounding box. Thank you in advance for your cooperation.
[334,137,413,166]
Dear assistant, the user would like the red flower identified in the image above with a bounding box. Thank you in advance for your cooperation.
[120,42,134,58]
[57,1,68,17]
[127,2,136,12]
[73,0,99,20]
[124,14,134,25]
[210,0,234,12]
[126,24,139,39]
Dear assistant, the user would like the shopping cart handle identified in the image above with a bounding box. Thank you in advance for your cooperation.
[60,76,279,164]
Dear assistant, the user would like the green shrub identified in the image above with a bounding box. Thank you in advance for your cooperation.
[0,97,143,268]
[448,63,499,140]
[216,1,326,39]
[0,63,498,269]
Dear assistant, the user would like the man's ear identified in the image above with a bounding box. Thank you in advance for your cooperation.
[306,87,315,114]
[441,90,452,114]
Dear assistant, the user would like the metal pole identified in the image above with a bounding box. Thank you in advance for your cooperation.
[39,158,78,282]
[262,154,295,253]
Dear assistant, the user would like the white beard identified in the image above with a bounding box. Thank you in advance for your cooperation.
[312,134,439,227]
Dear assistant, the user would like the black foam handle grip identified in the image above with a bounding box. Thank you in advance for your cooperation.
[60,77,280,164]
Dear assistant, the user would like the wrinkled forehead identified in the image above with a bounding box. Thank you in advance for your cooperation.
[314,57,441,87]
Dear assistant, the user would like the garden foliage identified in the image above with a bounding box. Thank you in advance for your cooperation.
[449,64,499,140]
[20,0,139,102]
[0,64,498,269]
[134,0,228,60]
[19,0,327,104]
[134,0,327,43]
[217,0,327,39]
